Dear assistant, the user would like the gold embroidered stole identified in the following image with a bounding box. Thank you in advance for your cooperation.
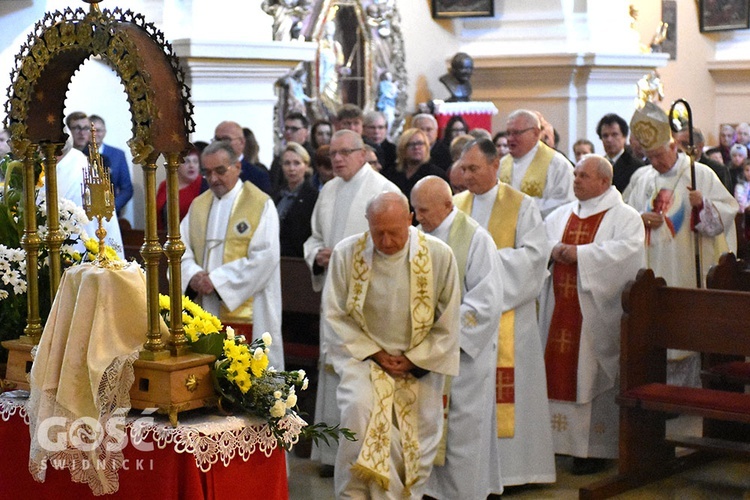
[544,210,607,401]
[188,181,268,323]
[499,141,555,198]
[346,229,434,495]
[454,183,522,438]
[434,210,478,465]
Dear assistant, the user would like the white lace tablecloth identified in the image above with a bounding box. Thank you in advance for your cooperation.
[1,393,303,491]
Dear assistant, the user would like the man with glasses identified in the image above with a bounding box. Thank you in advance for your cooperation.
[303,129,399,477]
[456,137,556,490]
[213,120,272,195]
[180,140,284,369]
[270,112,314,196]
[66,111,92,152]
[363,110,396,173]
[500,109,574,218]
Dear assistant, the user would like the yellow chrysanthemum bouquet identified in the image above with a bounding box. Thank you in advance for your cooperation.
[158,295,352,448]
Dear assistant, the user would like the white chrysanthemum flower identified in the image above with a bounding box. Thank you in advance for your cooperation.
[273,390,282,399]
[0,289,8,300]
[302,378,309,391]
[225,326,235,340]
[270,399,286,418]
[286,393,297,408]
[253,347,264,360]
[297,370,306,382]
[262,332,272,346]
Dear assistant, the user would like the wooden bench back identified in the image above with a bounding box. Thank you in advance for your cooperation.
[621,268,750,389]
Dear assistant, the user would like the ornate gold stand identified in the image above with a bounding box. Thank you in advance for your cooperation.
[1,339,34,391]
[129,353,217,426]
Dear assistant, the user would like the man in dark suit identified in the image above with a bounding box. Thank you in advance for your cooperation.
[673,127,733,193]
[596,113,644,193]
[89,115,133,215]
[363,111,396,174]
[214,121,271,194]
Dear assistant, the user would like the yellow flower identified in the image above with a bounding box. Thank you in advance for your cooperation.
[84,238,98,254]
[233,370,252,394]
[158,294,171,311]
[250,353,269,378]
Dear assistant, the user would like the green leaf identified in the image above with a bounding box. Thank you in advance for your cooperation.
[190,332,225,357]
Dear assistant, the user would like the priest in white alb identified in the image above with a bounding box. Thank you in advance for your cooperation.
[454,137,556,488]
[624,102,738,386]
[411,176,505,499]
[180,140,284,369]
[303,129,399,472]
[324,192,460,499]
[540,155,644,474]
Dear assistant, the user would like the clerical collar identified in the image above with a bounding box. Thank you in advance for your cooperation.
[215,179,242,201]
[577,187,614,217]
[474,181,499,201]
[429,207,458,242]
[374,240,409,260]
[513,142,540,168]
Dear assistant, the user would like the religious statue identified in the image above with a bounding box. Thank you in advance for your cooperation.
[376,71,398,131]
[439,52,474,102]
[318,20,347,113]
[262,0,311,41]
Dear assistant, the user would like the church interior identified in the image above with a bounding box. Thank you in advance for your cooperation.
[1,0,750,498]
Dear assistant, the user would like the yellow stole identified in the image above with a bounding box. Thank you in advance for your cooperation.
[434,210,478,465]
[454,183,523,438]
[499,141,555,198]
[347,228,434,495]
[188,181,268,324]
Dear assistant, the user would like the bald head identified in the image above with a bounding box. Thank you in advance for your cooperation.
[573,154,612,201]
[366,192,413,255]
[411,176,453,233]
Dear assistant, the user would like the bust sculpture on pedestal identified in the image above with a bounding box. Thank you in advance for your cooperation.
[439,52,474,102]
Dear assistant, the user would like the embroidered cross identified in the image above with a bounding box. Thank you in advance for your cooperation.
[566,224,592,245]
[552,328,575,354]
[496,368,514,403]
[559,273,577,299]
[551,412,568,432]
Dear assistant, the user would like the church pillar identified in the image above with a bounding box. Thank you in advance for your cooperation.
[171,40,316,167]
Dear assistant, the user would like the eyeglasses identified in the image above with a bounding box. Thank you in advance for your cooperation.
[284,126,303,133]
[365,124,386,130]
[200,165,233,177]
[506,127,535,137]
[213,136,240,143]
[70,126,89,132]
[407,141,426,148]
[328,148,362,159]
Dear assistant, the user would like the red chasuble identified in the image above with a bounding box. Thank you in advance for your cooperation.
[545,210,608,401]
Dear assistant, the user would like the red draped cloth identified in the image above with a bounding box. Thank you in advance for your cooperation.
[0,412,288,500]
[545,211,607,401]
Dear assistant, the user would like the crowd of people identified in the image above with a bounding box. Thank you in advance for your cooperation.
[1,100,741,498]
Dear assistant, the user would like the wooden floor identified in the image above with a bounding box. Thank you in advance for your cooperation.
[287,416,750,499]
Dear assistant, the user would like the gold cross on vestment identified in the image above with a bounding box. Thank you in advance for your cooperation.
[558,272,577,299]
[566,224,592,245]
[552,327,575,354]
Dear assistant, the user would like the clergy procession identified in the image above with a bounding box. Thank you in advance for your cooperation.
[170,101,737,498]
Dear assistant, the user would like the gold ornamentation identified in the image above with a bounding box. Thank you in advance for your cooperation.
[520,180,543,198]
[551,412,568,432]
[461,310,478,328]
[185,373,199,393]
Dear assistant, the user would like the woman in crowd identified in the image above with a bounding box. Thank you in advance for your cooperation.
[311,144,334,190]
[729,143,748,193]
[155,145,202,230]
[493,131,509,160]
[386,128,445,201]
[310,119,333,150]
[431,115,469,171]
[275,142,318,257]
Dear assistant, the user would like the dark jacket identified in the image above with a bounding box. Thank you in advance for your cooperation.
[275,180,318,257]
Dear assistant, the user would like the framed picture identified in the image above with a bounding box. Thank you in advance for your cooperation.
[699,0,750,32]
[432,0,495,19]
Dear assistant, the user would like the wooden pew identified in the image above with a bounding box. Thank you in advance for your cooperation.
[580,268,750,499]
[279,256,321,368]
